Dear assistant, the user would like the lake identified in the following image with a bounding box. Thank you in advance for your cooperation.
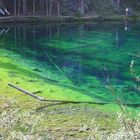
[0,22,140,107]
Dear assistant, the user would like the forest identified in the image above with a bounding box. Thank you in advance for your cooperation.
[0,0,140,16]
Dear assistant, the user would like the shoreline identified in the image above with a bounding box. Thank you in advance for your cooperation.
[0,15,140,24]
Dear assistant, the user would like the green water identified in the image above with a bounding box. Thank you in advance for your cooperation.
[1,22,140,106]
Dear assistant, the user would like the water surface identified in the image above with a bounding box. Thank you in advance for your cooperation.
[0,22,140,106]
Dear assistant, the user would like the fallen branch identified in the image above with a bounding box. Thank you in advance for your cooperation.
[8,84,108,104]
[128,53,140,58]
[8,84,45,101]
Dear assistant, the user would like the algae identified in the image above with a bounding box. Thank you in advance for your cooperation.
[1,22,140,105]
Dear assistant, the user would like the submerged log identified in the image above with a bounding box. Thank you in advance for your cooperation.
[8,84,45,101]
[8,84,108,104]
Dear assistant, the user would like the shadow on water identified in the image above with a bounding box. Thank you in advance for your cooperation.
[35,102,108,113]
[35,103,70,113]
[35,102,140,113]
[1,21,140,106]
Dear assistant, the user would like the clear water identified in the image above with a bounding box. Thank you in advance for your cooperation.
[1,22,140,106]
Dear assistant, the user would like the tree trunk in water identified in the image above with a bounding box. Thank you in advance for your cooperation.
[14,27,17,42]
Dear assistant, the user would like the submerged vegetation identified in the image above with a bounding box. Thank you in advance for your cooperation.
[0,22,140,139]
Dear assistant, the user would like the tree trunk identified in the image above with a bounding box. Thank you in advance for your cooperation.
[14,0,17,16]
[33,0,36,15]
[80,0,84,15]
[18,0,21,16]
[57,0,60,16]
[39,0,44,14]
[117,0,120,6]
[41,0,44,14]
[45,0,48,16]
[23,0,27,15]
[49,0,52,16]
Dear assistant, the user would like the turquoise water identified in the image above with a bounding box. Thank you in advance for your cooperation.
[1,22,140,106]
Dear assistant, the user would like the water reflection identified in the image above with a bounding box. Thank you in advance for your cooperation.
[124,22,131,31]
[0,27,10,35]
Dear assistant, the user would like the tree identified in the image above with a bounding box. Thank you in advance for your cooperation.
[78,0,84,15]
[14,0,17,16]
[22,0,27,15]
[49,0,52,16]
[80,0,84,15]
[117,0,120,6]
[40,0,44,14]
[17,0,21,16]
[45,0,49,16]
[33,0,36,14]
[57,0,60,16]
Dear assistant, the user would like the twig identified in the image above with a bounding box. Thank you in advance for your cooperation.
[8,84,108,104]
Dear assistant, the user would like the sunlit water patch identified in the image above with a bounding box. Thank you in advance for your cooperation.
[0,22,140,106]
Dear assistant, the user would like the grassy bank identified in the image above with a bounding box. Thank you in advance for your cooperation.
[0,15,140,24]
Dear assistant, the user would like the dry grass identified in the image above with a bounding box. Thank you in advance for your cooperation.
[1,110,140,140]
[88,113,140,140]
[1,94,140,140]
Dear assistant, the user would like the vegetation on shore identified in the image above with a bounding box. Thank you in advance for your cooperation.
[0,15,140,24]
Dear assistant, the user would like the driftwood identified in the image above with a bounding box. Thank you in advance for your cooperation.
[8,84,108,104]
[8,84,140,107]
